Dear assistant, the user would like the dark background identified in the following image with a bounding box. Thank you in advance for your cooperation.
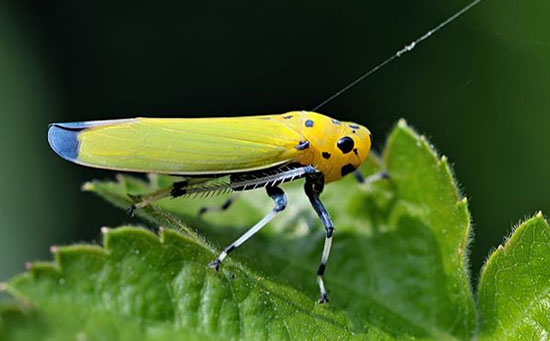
[1,0,549,286]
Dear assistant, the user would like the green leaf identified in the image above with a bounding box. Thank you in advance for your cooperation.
[2,228,353,340]
[477,212,550,340]
[2,120,477,340]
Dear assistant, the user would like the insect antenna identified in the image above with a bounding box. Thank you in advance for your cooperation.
[311,0,485,111]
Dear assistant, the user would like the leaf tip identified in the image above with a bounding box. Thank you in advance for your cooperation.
[100,226,110,235]
[397,118,408,127]
[536,210,543,219]
[25,262,33,270]
[50,245,59,254]
[497,244,504,251]
[440,154,447,162]
[0,282,7,291]
[81,181,94,192]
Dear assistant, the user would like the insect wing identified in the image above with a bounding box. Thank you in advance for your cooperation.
[48,116,306,175]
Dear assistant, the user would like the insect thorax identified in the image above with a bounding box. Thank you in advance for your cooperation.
[277,111,372,183]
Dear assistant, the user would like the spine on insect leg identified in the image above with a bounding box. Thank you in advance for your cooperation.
[230,164,317,191]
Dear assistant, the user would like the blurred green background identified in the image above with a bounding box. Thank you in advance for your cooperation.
[1,0,548,287]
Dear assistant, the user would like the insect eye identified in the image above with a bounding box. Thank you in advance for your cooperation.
[337,136,354,154]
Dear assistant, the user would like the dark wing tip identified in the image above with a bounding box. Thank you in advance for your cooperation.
[47,123,82,162]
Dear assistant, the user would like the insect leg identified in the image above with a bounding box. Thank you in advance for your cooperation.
[304,176,334,304]
[208,186,287,271]
[126,180,188,217]
[198,193,241,217]
[353,170,389,184]
[126,188,171,217]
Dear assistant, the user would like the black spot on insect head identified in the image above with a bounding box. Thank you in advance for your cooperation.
[305,119,314,127]
[352,130,357,134]
[295,140,310,150]
[353,148,358,155]
[341,164,356,177]
[283,115,293,119]
[349,124,360,129]
[337,136,354,154]
[331,119,341,125]
[322,152,331,159]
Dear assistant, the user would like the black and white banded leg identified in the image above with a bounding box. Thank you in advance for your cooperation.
[353,169,389,184]
[304,176,334,304]
[198,193,241,217]
[208,186,287,270]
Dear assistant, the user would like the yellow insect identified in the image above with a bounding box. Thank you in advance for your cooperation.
[48,110,382,303]
[47,0,482,303]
